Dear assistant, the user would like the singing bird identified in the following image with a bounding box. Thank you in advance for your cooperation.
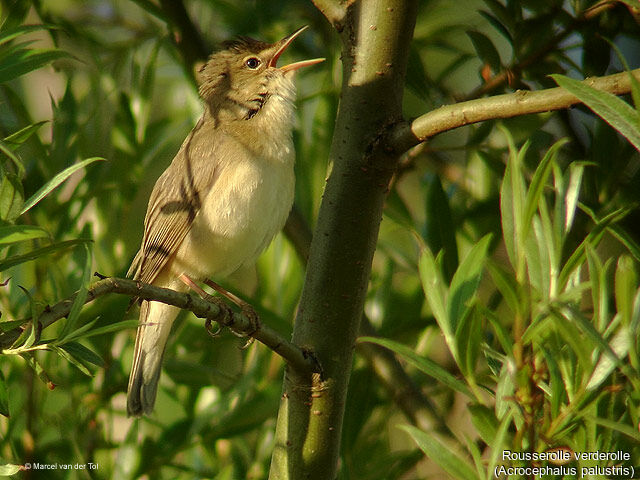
[126,26,323,416]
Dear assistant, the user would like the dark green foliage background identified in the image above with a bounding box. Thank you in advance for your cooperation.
[0,0,639,478]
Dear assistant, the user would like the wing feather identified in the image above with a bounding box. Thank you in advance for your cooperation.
[131,117,221,285]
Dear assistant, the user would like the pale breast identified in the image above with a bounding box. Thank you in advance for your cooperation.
[172,142,295,281]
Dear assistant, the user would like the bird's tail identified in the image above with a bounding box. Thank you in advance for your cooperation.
[127,300,180,416]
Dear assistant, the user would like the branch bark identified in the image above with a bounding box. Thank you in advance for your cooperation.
[388,68,640,154]
[269,2,419,478]
[0,277,318,377]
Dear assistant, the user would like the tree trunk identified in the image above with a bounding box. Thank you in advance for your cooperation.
[269,1,418,478]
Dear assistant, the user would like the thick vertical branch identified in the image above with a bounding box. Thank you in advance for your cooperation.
[269,2,418,478]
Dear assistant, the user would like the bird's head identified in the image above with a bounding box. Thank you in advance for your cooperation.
[198,26,324,123]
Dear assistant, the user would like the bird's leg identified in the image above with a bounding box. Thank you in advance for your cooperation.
[203,279,259,347]
[178,273,232,338]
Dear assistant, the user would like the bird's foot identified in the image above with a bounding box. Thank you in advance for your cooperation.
[203,279,260,345]
[179,274,234,338]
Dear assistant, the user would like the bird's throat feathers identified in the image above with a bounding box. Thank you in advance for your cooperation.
[198,51,297,128]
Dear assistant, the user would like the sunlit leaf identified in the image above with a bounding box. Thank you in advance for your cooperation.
[448,234,491,333]
[0,238,89,272]
[359,336,473,399]
[400,425,480,480]
[0,464,22,475]
[0,171,23,222]
[0,225,50,245]
[2,121,48,148]
[552,74,640,152]
[20,157,104,215]
[522,138,568,241]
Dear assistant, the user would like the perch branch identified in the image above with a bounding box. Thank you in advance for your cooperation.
[2,277,319,377]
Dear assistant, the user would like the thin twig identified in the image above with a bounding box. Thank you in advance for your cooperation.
[389,68,640,153]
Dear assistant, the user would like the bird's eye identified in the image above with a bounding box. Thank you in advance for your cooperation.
[245,57,261,69]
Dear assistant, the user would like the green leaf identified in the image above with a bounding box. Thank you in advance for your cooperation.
[2,121,48,148]
[423,174,458,282]
[495,360,515,419]
[481,0,515,33]
[585,325,630,391]
[584,414,640,442]
[0,464,22,475]
[0,140,26,177]
[76,320,144,340]
[522,138,568,241]
[615,255,637,326]
[455,307,482,381]
[20,157,104,215]
[541,345,565,417]
[448,234,491,334]
[483,307,513,356]
[556,303,623,370]
[418,247,452,350]
[563,162,586,234]
[463,433,487,480]
[478,11,513,44]
[48,344,95,376]
[0,171,23,222]
[551,74,640,152]
[466,30,501,72]
[0,370,9,417]
[586,246,610,331]
[15,286,40,350]
[59,341,104,367]
[608,224,640,264]
[549,311,592,389]
[500,130,529,274]
[0,48,70,84]
[525,216,551,296]
[603,35,640,110]
[22,353,54,388]
[359,336,474,399]
[487,261,520,315]
[0,225,50,245]
[58,242,92,340]
[0,319,25,332]
[486,410,514,478]
[0,238,90,272]
[0,24,58,46]
[400,425,480,480]
[559,206,632,288]
[469,404,499,446]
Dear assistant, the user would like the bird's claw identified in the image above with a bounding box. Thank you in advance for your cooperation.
[205,317,222,338]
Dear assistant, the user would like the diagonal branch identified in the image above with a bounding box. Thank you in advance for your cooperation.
[1,277,319,377]
[159,0,209,69]
[389,68,640,154]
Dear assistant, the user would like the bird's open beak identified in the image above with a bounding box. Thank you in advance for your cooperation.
[269,25,325,72]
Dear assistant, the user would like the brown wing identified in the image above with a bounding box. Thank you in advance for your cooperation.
[130,117,219,285]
